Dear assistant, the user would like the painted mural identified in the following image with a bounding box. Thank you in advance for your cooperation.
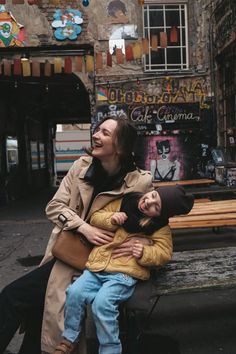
[0,6,25,47]
[51,9,83,41]
[106,0,129,24]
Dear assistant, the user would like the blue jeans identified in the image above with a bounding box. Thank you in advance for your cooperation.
[63,270,137,354]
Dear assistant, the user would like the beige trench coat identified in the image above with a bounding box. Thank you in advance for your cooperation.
[40,156,153,353]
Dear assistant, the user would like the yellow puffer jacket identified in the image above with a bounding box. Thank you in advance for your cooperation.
[86,198,173,280]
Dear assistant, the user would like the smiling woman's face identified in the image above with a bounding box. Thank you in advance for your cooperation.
[91,119,118,160]
[138,190,162,217]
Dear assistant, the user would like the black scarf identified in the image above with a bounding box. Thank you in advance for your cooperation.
[120,192,168,235]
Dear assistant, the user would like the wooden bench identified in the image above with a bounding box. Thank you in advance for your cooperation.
[124,246,236,351]
[169,199,236,230]
[153,178,215,188]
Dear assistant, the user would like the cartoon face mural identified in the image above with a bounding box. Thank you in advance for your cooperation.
[0,6,24,47]
[52,9,83,41]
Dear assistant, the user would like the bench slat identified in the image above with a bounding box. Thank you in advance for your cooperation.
[169,199,236,229]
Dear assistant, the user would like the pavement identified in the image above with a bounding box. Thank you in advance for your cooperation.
[0,188,236,354]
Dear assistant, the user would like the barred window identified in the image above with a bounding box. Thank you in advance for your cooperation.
[143,3,189,72]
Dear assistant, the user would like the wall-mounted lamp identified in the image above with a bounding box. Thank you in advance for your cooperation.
[21,53,29,62]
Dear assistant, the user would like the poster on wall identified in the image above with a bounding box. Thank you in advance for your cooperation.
[30,141,39,170]
[144,135,193,181]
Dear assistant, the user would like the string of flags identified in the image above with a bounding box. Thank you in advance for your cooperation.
[0,55,95,77]
[0,30,179,77]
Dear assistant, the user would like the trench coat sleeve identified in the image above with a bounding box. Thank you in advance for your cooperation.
[89,199,122,232]
[137,225,173,267]
[45,161,85,230]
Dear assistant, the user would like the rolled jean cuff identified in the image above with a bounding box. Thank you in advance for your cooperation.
[99,343,122,354]
[62,329,80,343]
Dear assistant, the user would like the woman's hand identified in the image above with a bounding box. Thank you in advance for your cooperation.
[112,236,152,259]
[132,241,144,259]
[78,223,114,246]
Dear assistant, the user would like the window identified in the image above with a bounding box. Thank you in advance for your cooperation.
[143,3,189,72]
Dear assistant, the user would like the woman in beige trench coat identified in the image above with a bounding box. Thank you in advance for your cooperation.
[0,116,153,354]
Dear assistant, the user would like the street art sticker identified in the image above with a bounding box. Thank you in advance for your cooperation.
[95,104,128,121]
[52,9,83,41]
[144,135,193,181]
[0,6,25,47]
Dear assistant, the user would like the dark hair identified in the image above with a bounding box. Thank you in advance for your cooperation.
[90,115,138,171]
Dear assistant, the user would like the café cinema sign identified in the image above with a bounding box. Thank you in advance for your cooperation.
[129,103,200,124]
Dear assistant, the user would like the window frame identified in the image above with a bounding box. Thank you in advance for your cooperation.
[142,2,189,73]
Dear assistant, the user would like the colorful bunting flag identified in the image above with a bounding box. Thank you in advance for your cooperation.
[107,52,112,67]
[151,35,158,51]
[160,32,167,48]
[75,56,83,72]
[54,58,62,74]
[125,45,134,61]
[85,55,94,72]
[32,61,40,77]
[64,57,72,74]
[132,42,142,59]
[142,38,149,55]
[3,59,11,76]
[13,59,22,76]
[21,59,31,77]
[116,48,123,64]
[170,26,178,43]
[44,60,52,76]
[96,52,103,70]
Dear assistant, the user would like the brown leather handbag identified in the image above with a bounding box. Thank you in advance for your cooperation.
[52,230,93,270]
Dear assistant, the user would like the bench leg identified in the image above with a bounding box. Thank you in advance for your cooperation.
[124,295,162,354]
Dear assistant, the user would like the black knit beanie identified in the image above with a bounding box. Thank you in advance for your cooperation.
[157,185,194,219]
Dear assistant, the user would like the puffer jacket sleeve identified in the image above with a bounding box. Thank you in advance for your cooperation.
[45,160,85,230]
[137,225,173,267]
[90,199,122,232]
